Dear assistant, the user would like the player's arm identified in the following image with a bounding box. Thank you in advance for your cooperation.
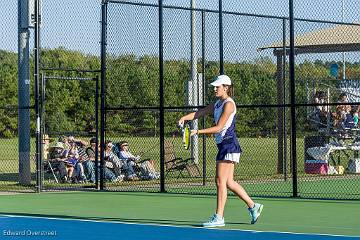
[195,101,234,135]
[178,103,214,126]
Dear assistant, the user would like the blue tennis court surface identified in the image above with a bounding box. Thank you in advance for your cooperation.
[1,215,358,240]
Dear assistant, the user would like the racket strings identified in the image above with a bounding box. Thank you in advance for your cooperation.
[182,124,191,150]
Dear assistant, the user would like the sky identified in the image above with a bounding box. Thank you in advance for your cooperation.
[0,0,359,63]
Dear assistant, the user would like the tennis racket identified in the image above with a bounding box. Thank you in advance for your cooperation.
[181,123,191,150]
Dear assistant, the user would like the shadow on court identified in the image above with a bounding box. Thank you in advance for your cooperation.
[0,212,198,226]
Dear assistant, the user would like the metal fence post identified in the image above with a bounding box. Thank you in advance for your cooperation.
[95,75,100,190]
[34,0,42,192]
[159,0,165,193]
[289,0,298,198]
[282,18,288,181]
[201,10,207,186]
[100,0,108,191]
[18,0,31,187]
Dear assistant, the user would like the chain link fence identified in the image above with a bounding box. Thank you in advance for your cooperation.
[104,0,360,199]
[1,0,359,199]
[0,107,36,192]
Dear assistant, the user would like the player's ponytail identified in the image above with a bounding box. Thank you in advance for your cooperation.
[224,84,234,97]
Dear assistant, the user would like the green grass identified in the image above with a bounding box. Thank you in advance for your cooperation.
[107,136,299,177]
[170,176,360,199]
[0,136,299,176]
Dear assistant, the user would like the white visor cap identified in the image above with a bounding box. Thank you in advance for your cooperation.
[210,75,232,86]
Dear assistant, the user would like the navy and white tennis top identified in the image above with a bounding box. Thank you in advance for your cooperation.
[214,97,237,144]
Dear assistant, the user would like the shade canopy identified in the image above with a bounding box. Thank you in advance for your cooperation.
[258,23,360,55]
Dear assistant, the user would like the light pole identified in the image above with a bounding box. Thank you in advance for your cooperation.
[18,0,32,185]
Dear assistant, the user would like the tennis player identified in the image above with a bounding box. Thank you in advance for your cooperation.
[178,75,263,227]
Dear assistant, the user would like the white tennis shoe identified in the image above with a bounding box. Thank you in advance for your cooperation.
[248,203,264,224]
[202,214,225,227]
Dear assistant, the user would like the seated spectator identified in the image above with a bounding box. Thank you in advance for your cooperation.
[81,137,97,183]
[334,93,352,129]
[118,141,160,180]
[51,135,88,183]
[340,113,355,130]
[58,135,70,150]
[105,141,138,181]
[337,93,351,115]
[86,139,123,183]
[42,134,52,160]
[353,105,360,126]
[311,90,328,126]
[48,142,72,183]
[68,136,91,183]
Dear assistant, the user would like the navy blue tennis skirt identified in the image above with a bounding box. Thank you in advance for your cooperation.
[216,137,242,163]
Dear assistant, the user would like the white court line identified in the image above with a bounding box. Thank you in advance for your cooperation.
[2,214,359,238]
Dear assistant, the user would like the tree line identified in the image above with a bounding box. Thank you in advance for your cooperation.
[0,48,359,138]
